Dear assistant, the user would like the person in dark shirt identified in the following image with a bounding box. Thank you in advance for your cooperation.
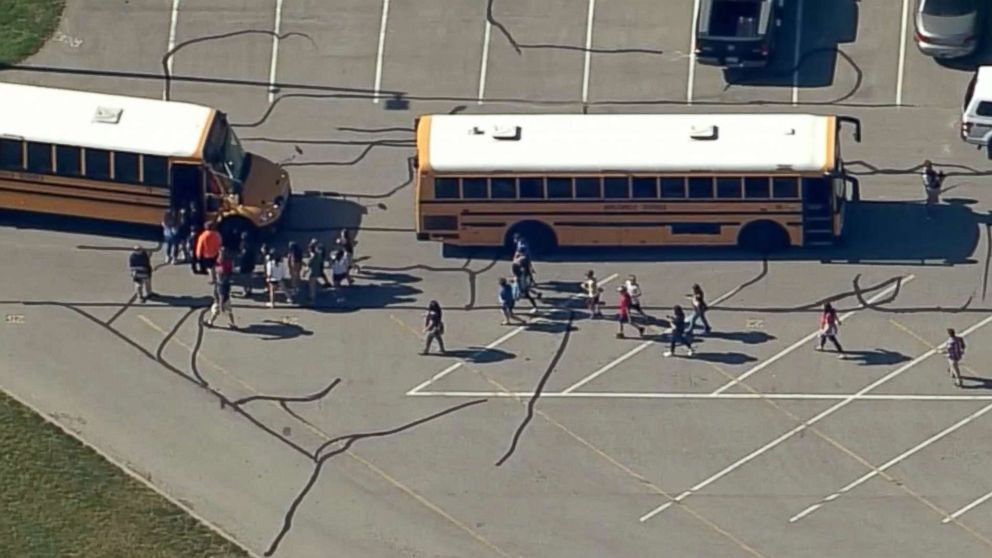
[421,300,446,355]
[306,241,325,305]
[664,305,695,357]
[235,232,256,297]
[128,246,153,302]
[208,271,237,329]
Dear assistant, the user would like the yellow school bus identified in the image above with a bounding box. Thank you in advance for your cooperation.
[0,82,291,237]
[414,113,862,254]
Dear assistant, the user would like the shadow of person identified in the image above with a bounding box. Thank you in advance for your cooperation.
[691,352,758,365]
[958,375,992,390]
[423,347,515,364]
[238,319,314,340]
[692,331,777,345]
[838,348,911,366]
[536,280,583,295]
[522,319,579,334]
[148,293,214,307]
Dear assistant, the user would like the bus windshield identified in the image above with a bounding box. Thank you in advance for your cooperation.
[205,114,248,183]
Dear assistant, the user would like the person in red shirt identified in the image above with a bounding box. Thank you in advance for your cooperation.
[195,223,223,283]
[816,302,844,354]
[617,285,645,338]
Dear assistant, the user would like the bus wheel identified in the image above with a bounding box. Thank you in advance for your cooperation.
[506,221,557,256]
[738,221,790,253]
[218,216,257,249]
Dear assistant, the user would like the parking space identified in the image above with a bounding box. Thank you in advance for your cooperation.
[584,0,688,104]
[9,0,992,556]
[379,0,485,100]
[168,0,275,112]
[482,0,587,103]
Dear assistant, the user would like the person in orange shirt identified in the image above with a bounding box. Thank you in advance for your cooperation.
[195,223,223,283]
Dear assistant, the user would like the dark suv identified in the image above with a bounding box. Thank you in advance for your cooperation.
[695,0,782,68]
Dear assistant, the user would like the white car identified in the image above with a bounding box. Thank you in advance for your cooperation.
[961,67,992,146]
[914,0,979,59]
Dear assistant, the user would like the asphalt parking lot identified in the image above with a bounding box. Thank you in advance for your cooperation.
[5,0,992,556]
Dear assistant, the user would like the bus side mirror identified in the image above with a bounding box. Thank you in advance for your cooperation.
[846,176,860,202]
[838,116,861,143]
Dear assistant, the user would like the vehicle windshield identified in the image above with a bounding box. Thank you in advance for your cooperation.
[921,0,975,17]
[205,114,247,184]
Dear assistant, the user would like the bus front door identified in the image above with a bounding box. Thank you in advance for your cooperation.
[171,163,205,227]
[802,177,834,246]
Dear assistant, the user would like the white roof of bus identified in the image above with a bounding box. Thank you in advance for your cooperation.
[0,82,214,158]
[424,113,834,173]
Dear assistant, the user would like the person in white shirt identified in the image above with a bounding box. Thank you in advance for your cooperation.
[330,250,351,288]
[264,249,286,308]
[624,275,649,319]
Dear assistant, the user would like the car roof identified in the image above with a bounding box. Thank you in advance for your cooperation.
[975,67,992,99]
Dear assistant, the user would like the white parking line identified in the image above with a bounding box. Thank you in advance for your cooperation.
[562,280,746,395]
[638,310,992,523]
[164,0,182,100]
[372,0,390,104]
[791,401,992,523]
[581,0,596,104]
[790,0,804,106]
[410,391,992,402]
[686,0,701,103]
[405,274,618,395]
[944,490,992,524]
[896,0,911,106]
[477,20,492,105]
[267,0,284,104]
[711,275,914,395]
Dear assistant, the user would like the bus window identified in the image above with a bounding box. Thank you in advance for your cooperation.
[26,142,53,174]
[716,176,742,199]
[575,177,601,198]
[604,177,629,199]
[142,156,169,187]
[547,177,573,198]
[688,176,714,198]
[744,176,770,198]
[113,152,140,184]
[462,177,487,199]
[491,177,516,199]
[772,177,799,199]
[56,146,82,177]
[0,139,23,170]
[519,177,544,199]
[632,177,658,198]
[660,177,685,198]
[84,149,111,180]
[435,177,459,199]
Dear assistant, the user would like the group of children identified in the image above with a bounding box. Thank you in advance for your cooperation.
[128,222,361,330]
[580,271,711,357]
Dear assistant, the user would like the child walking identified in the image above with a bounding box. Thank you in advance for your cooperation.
[816,302,844,353]
[422,300,446,355]
[664,305,695,357]
[582,270,604,318]
[941,328,966,387]
[617,286,645,338]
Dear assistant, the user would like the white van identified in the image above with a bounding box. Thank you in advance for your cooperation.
[961,67,992,147]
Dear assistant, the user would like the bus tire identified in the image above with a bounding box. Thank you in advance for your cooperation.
[218,215,257,250]
[506,221,557,256]
[737,221,790,253]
